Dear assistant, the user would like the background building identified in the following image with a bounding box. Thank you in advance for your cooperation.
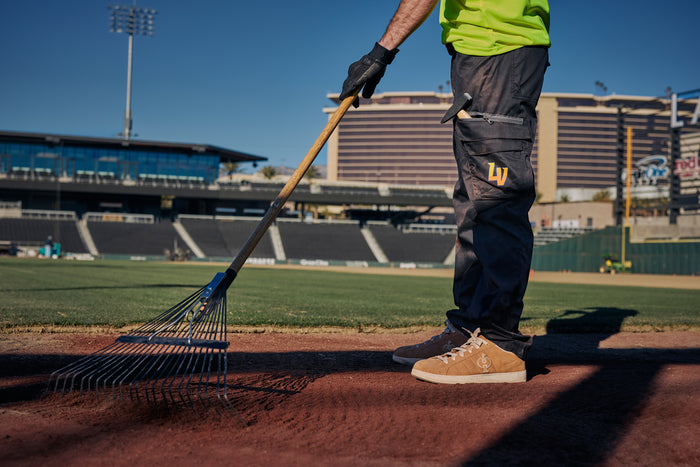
[0,130,266,216]
[326,92,699,204]
[326,92,454,186]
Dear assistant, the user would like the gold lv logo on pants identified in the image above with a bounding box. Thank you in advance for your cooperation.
[487,163,508,186]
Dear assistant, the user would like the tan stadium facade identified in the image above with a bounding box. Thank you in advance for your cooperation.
[325,92,698,203]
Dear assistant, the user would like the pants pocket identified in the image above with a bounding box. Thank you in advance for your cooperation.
[455,117,534,201]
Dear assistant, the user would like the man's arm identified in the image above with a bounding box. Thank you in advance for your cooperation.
[339,0,439,105]
[378,0,440,50]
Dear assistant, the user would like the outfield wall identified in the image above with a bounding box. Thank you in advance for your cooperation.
[531,226,700,275]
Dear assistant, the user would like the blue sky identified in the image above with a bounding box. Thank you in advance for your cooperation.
[1,1,699,170]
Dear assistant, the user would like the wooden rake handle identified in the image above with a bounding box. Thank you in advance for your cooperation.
[225,93,358,278]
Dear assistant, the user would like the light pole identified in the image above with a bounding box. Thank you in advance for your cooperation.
[108,4,157,140]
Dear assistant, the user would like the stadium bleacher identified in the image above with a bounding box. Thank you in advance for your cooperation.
[0,217,88,254]
[87,219,180,256]
[316,184,380,197]
[276,220,375,262]
[369,223,454,263]
[178,217,230,258]
[387,187,451,201]
[214,218,276,259]
[1,207,612,265]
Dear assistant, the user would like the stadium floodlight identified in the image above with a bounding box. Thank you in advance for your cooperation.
[108,4,157,141]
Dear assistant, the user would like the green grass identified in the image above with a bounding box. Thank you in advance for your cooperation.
[1,257,698,332]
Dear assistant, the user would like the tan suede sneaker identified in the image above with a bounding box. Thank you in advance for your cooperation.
[392,320,468,365]
[411,328,527,384]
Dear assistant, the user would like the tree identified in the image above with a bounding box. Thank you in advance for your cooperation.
[260,166,277,179]
[592,189,612,202]
[222,162,241,180]
[304,165,320,180]
[559,194,570,203]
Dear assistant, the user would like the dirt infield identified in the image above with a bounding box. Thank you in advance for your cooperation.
[1,329,699,466]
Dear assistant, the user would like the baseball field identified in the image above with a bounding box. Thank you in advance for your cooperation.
[1,257,699,465]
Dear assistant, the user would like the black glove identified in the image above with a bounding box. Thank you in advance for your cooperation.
[340,42,399,108]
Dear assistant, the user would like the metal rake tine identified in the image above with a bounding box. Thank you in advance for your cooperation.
[209,299,227,391]
[217,349,228,403]
[176,347,214,411]
[78,354,115,395]
[163,348,193,409]
[181,345,211,410]
[88,341,151,399]
[149,297,203,341]
[195,348,215,410]
[135,287,205,336]
[81,341,139,395]
[59,344,122,395]
[191,296,224,408]
[175,291,224,409]
[128,344,177,405]
[156,345,195,408]
[157,308,214,406]
[189,316,222,406]
[48,274,235,413]
[49,359,80,394]
[104,346,146,401]
[101,342,158,400]
[50,346,110,394]
[209,295,228,406]
[101,340,165,403]
[154,345,199,408]
[181,347,206,411]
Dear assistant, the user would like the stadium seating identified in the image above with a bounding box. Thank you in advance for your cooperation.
[316,184,380,197]
[387,187,451,202]
[214,218,276,259]
[178,217,231,258]
[277,220,375,261]
[1,211,462,264]
[369,223,454,263]
[88,219,180,256]
[0,218,88,254]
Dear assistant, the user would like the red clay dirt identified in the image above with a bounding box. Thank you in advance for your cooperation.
[1,330,699,466]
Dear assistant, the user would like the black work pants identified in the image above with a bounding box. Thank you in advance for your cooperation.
[445,46,549,359]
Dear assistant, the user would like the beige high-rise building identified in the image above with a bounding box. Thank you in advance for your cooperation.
[326,92,454,187]
[325,92,692,203]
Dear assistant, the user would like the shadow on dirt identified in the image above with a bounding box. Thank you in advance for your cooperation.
[0,349,399,405]
[461,306,697,466]
[1,307,698,464]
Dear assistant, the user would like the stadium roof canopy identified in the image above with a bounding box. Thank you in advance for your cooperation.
[0,130,267,164]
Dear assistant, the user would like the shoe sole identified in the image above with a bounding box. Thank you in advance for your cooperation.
[392,354,421,365]
[411,368,527,384]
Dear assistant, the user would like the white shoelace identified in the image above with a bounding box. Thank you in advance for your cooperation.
[437,327,486,363]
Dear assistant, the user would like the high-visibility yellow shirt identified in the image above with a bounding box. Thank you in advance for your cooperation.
[439,0,550,56]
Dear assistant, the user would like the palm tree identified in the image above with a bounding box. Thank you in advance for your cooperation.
[304,165,321,180]
[260,166,277,179]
